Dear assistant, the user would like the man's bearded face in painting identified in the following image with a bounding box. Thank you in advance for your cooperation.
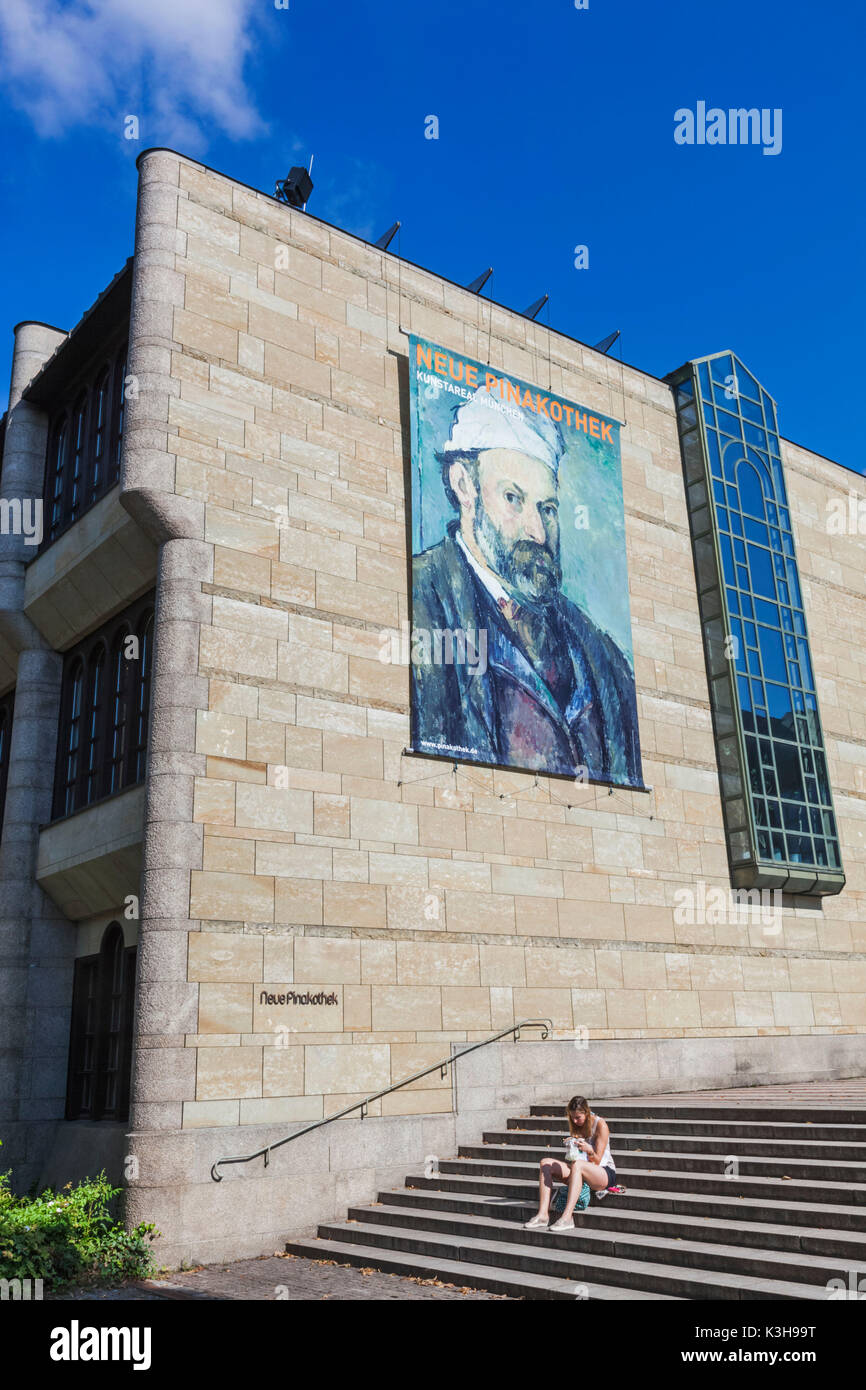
[453,447,562,608]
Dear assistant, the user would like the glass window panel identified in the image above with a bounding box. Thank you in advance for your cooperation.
[737,461,767,517]
[783,803,810,834]
[738,675,753,731]
[774,743,804,801]
[710,355,736,388]
[754,599,779,627]
[814,751,831,803]
[757,626,786,683]
[766,683,793,739]
[717,408,740,437]
[745,736,763,794]
[797,640,814,691]
[744,422,768,451]
[725,796,748,829]
[695,536,718,592]
[740,394,763,424]
[707,430,722,476]
[746,544,776,598]
[786,834,812,865]
[689,479,709,509]
[698,362,712,400]
[719,534,735,587]
[744,516,769,545]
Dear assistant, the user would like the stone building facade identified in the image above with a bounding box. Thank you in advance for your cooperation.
[1,147,864,1266]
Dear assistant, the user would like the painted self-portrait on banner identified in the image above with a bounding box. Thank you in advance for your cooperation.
[407,336,643,789]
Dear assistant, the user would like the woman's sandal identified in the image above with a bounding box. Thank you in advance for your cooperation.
[523,1214,549,1229]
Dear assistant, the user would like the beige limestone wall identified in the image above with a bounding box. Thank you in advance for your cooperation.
[144,152,866,1136]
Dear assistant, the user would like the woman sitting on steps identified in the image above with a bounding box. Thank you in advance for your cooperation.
[524,1095,616,1231]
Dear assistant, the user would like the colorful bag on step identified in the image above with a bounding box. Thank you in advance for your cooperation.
[552,1181,591,1214]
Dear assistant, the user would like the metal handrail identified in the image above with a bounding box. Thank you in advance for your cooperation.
[210,1018,552,1181]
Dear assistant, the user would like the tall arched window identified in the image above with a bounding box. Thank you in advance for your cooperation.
[110,347,127,488]
[90,367,110,503]
[53,592,155,819]
[41,337,129,547]
[83,642,107,804]
[47,421,68,543]
[107,627,131,795]
[0,689,15,835]
[69,393,88,527]
[55,658,84,819]
[66,922,136,1122]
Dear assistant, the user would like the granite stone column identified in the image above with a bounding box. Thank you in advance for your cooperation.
[0,320,69,1188]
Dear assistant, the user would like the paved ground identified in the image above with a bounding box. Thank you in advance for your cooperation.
[49,1253,512,1301]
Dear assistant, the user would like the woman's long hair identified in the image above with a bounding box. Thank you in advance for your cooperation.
[566,1095,593,1139]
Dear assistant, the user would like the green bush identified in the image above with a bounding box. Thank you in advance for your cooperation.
[0,1143,159,1291]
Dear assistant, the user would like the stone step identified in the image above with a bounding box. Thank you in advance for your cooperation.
[305,1220,830,1300]
[491,1128,866,1159]
[532,1103,866,1125]
[461,1141,866,1180]
[281,1236,682,1300]
[348,1202,853,1287]
[405,1171,866,1231]
[383,1186,866,1261]
[511,1117,866,1142]
[439,1155,866,1205]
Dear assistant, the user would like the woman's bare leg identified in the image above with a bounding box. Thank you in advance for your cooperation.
[535,1158,570,1218]
[559,1161,609,1219]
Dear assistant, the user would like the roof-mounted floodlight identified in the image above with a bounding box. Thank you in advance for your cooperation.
[594,329,621,355]
[375,221,401,250]
[466,267,493,295]
[275,166,314,209]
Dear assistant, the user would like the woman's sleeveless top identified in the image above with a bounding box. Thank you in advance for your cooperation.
[589,1116,615,1172]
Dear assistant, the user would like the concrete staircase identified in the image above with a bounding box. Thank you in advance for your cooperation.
[285,1094,866,1299]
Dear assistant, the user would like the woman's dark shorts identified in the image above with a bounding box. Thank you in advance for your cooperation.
[602,1165,616,1187]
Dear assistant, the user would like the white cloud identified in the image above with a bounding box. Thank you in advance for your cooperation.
[0,0,265,145]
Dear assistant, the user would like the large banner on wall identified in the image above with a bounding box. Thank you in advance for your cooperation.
[407,335,643,789]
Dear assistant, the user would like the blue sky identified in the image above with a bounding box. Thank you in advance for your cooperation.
[0,0,862,471]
